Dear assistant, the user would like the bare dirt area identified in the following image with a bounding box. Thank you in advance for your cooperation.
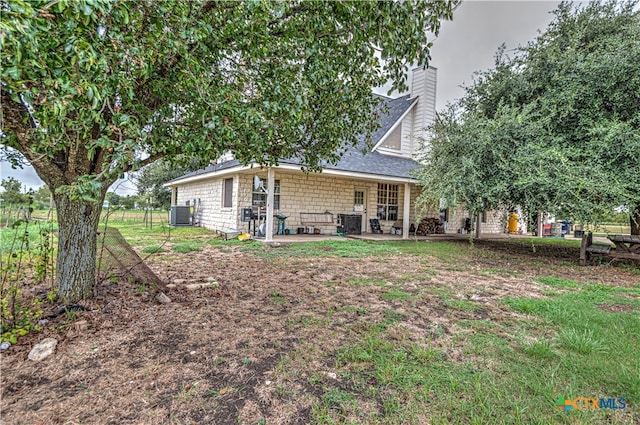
[1,239,639,424]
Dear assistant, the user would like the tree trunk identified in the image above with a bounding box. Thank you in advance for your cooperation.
[631,208,640,236]
[54,193,104,303]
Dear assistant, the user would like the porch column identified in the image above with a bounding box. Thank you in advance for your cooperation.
[265,167,275,242]
[402,183,410,240]
[537,210,544,238]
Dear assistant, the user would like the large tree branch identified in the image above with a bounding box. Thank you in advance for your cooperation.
[1,88,32,146]
[131,1,248,109]
[1,88,67,188]
[93,150,167,186]
[135,152,167,171]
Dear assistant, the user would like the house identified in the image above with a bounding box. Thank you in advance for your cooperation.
[165,66,504,240]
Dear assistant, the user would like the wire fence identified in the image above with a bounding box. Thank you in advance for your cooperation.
[96,226,166,291]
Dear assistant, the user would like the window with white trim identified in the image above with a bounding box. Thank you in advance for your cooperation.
[381,125,402,150]
[223,178,233,208]
[252,179,280,210]
[377,183,398,221]
[439,198,448,222]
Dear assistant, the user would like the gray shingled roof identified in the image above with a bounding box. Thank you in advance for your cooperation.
[323,94,419,178]
[368,94,417,150]
[168,94,419,184]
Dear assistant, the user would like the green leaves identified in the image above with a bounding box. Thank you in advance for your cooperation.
[55,175,104,203]
[1,0,457,297]
[3,0,455,186]
[417,0,640,228]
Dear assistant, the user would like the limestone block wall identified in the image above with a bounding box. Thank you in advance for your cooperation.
[175,176,239,231]
[174,169,419,234]
[238,171,350,233]
[413,201,505,235]
[238,171,418,234]
[446,206,470,234]
[481,210,505,234]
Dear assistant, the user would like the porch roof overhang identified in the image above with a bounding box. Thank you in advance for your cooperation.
[164,161,418,187]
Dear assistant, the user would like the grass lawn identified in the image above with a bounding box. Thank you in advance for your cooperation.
[240,240,639,424]
[2,220,639,424]
[584,223,632,236]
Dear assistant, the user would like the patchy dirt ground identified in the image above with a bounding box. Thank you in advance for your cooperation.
[1,239,639,424]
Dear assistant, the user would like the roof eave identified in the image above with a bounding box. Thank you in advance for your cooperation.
[164,162,418,187]
[163,164,252,187]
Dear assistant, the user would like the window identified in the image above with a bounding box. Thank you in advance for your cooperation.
[381,125,402,150]
[377,183,398,221]
[481,210,487,223]
[439,208,448,223]
[223,178,233,208]
[252,179,280,210]
[438,198,448,222]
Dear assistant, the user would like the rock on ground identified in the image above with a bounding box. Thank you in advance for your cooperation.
[28,338,58,362]
[155,292,172,304]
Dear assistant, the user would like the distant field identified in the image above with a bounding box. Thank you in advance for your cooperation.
[584,223,631,236]
[100,208,169,226]
[4,208,170,225]
[0,208,170,252]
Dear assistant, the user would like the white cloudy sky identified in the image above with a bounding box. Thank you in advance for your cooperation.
[0,0,562,193]
[430,0,561,111]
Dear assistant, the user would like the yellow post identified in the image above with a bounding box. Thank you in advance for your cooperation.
[508,212,519,234]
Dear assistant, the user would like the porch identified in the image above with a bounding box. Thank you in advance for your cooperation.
[241,166,419,242]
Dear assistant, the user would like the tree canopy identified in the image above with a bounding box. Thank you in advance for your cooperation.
[417,0,640,234]
[2,0,456,194]
[134,157,208,210]
[0,177,27,205]
[0,0,456,301]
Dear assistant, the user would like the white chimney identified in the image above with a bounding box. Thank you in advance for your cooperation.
[409,66,437,155]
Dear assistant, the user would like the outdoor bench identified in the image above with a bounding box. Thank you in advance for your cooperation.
[580,232,640,265]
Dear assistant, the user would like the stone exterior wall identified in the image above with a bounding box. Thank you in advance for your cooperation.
[413,201,505,235]
[175,169,419,235]
[481,210,505,234]
[174,176,239,232]
[173,170,507,235]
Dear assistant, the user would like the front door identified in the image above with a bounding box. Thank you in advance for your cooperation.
[354,188,367,232]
